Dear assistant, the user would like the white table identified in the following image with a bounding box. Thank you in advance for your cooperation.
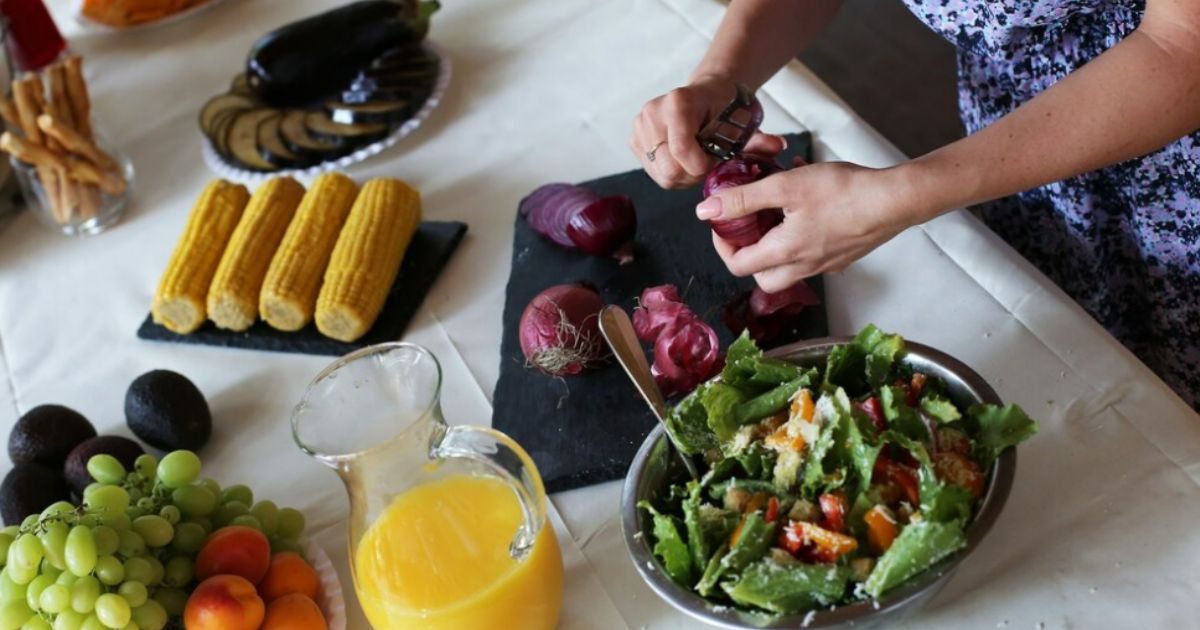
[3,0,1198,628]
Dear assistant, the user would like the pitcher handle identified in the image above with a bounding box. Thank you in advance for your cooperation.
[432,425,549,560]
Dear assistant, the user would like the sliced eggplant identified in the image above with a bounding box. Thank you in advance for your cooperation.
[230,73,252,96]
[256,113,304,168]
[325,99,410,125]
[341,84,430,105]
[225,109,280,172]
[199,93,256,136]
[303,111,388,146]
[279,109,344,161]
[364,66,438,84]
[370,49,437,73]
[210,108,242,157]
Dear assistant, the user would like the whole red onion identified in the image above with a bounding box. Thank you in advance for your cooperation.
[702,154,784,247]
[519,283,608,376]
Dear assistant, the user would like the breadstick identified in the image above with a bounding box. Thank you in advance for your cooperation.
[62,56,92,140]
[0,98,19,131]
[58,177,80,224]
[47,64,76,132]
[79,184,101,221]
[11,76,44,143]
[36,114,117,171]
[65,154,126,195]
[0,131,67,171]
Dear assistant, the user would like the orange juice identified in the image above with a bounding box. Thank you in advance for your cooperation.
[353,474,564,630]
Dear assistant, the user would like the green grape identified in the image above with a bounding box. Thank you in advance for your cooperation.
[0,597,32,630]
[0,531,15,541]
[19,613,49,630]
[129,600,165,630]
[8,536,42,584]
[168,524,204,556]
[155,508,178,527]
[93,557,123,587]
[155,452,200,490]
[228,516,261,532]
[124,488,142,504]
[0,570,26,602]
[248,502,278,536]
[114,583,144,611]
[38,583,69,614]
[169,487,215,519]
[53,572,74,588]
[94,594,131,629]
[218,485,253,508]
[77,616,103,630]
[36,565,59,583]
[161,557,192,589]
[196,478,219,497]
[128,519,171,550]
[94,513,128,535]
[64,527,97,578]
[122,509,143,523]
[270,537,304,556]
[40,503,75,520]
[18,517,36,532]
[144,559,162,589]
[85,487,129,515]
[148,588,184,619]
[133,456,156,482]
[184,517,211,535]
[38,523,68,572]
[81,486,101,503]
[115,532,144,559]
[24,575,51,612]
[118,561,151,589]
[68,576,99,614]
[86,456,125,486]
[0,534,14,565]
[52,610,83,630]
[276,508,306,539]
[90,529,118,560]
[212,502,248,529]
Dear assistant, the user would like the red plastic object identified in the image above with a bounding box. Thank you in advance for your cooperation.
[2,0,67,72]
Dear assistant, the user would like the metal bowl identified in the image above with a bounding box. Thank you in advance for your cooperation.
[622,337,1017,629]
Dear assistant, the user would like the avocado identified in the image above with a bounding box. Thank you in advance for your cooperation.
[62,435,145,496]
[1,462,71,525]
[9,404,97,467]
[125,370,211,452]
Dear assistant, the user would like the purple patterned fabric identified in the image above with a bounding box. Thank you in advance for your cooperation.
[903,0,1200,409]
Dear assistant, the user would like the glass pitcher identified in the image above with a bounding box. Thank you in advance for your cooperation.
[292,343,564,630]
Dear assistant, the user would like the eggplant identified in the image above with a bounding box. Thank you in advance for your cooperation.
[279,110,344,160]
[342,83,431,105]
[326,98,411,125]
[225,109,280,172]
[230,73,252,96]
[303,111,389,146]
[199,93,255,136]
[256,113,305,168]
[246,0,440,107]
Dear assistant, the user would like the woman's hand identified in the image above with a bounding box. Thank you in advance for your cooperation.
[699,161,918,291]
[631,75,786,189]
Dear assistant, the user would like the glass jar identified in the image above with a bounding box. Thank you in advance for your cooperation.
[10,137,134,236]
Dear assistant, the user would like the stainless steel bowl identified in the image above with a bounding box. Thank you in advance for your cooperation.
[622,337,1017,629]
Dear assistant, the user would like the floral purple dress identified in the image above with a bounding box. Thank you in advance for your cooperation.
[902,0,1200,410]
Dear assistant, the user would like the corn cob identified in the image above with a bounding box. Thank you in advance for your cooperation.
[260,173,358,331]
[207,177,305,331]
[316,178,421,342]
[152,180,250,333]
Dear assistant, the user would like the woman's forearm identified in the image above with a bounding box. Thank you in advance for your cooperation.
[690,0,844,89]
[895,5,1200,225]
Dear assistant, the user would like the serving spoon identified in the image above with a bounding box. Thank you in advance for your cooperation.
[598,305,700,480]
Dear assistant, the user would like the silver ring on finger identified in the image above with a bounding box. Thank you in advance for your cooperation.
[645,140,666,163]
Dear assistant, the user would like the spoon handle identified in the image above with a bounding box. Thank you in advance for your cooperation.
[599,305,700,480]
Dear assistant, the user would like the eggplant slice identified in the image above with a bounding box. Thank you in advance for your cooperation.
[200,93,256,136]
[325,99,410,125]
[229,73,252,96]
[211,108,243,157]
[225,109,281,172]
[256,113,305,168]
[303,111,388,146]
[279,109,344,158]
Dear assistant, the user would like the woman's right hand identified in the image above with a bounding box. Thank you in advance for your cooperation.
[631,75,787,189]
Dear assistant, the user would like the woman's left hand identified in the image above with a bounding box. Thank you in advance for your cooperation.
[697,161,919,292]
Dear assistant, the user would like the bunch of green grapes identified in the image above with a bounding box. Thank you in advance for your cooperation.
[0,450,306,630]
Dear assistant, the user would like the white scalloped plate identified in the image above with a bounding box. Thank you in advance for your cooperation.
[202,41,452,185]
[305,539,348,630]
[73,0,235,34]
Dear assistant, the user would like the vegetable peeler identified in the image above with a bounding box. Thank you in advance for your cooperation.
[695,84,764,160]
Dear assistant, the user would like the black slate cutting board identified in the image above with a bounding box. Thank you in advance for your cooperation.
[492,133,827,493]
[138,221,467,356]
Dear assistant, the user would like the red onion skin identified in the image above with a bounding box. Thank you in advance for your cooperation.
[566,195,637,263]
[702,155,784,247]
[652,318,723,398]
[632,285,691,343]
[519,284,607,376]
[749,283,820,317]
[520,183,599,248]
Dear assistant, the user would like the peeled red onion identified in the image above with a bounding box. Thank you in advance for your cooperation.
[632,285,691,343]
[632,284,723,397]
[519,283,608,376]
[520,183,637,263]
[702,154,784,247]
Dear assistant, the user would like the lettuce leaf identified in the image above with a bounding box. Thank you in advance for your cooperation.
[696,513,776,596]
[824,324,905,395]
[723,559,851,614]
[701,383,753,443]
[967,403,1039,467]
[920,394,962,424]
[683,483,738,573]
[638,501,694,586]
[879,385,928,441]
[920,479,974,523]
[665,383,719,455]
[864,520,967,598]
[721,331,764,389]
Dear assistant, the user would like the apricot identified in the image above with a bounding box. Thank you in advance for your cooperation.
[261,593,327,630]
[184,575,265,630]
[195,526,271,585]
[259,552,320,602]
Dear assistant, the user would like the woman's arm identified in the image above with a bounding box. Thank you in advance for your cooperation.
[703,0,1200,291]
[632,0,843,188]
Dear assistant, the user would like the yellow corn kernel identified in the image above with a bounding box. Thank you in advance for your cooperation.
[152,180,250,334]
[207,176,305,331]
[259,173,358,331]
[316,178,421,342]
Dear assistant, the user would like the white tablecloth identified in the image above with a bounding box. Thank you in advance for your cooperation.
[2,0,1197,628]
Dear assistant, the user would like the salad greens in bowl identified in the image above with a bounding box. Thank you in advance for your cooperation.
[623,325,1038,628]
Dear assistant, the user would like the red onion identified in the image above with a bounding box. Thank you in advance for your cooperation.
[632,285,691,343]
[519,283,608,376]
[723,282,821,344]
[631,285,723,397]
[749,283,819,317]
[702,155,784,247]
[520,183,637,263]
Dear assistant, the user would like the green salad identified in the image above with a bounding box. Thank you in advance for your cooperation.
[638,324,1038,617]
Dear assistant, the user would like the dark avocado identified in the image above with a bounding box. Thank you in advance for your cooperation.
[8,404,97,467]
[125,370,211,452]
[62,435,145,496]
[1,462,71,525]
